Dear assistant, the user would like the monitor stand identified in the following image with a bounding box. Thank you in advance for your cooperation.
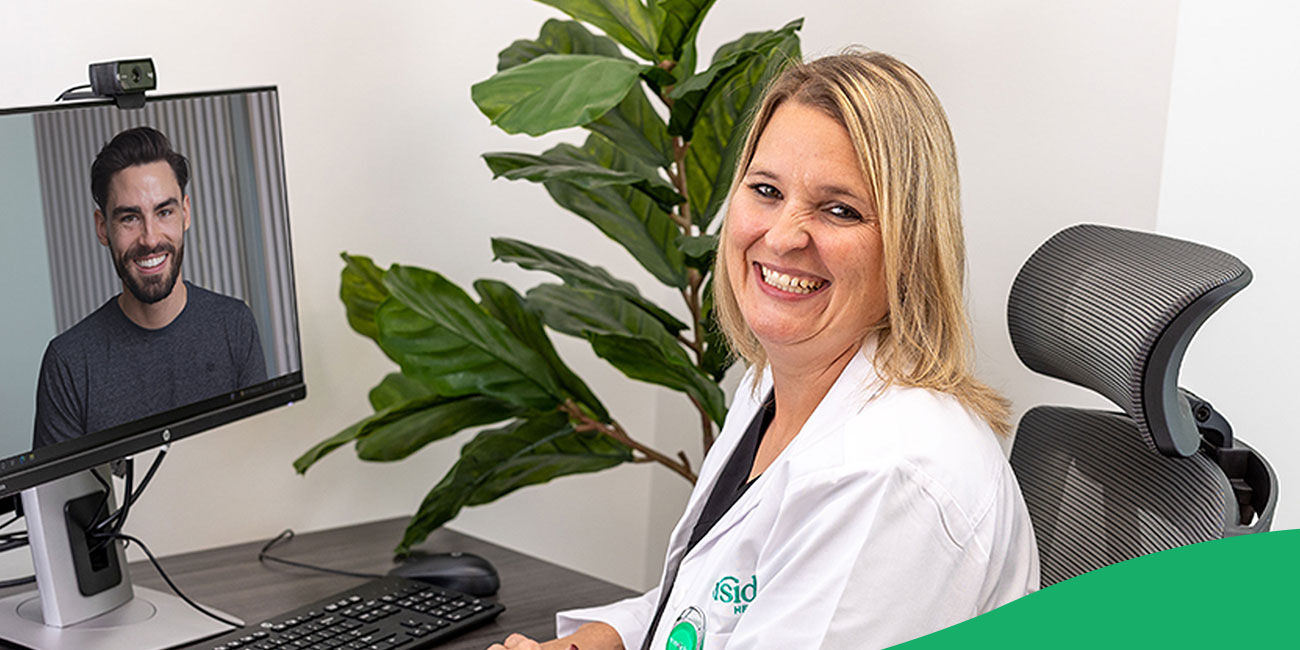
[0,468,240,650]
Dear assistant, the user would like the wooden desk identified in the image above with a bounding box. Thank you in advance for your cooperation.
[0,518,637,650]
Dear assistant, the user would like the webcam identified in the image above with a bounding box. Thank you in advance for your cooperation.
[56,58,156,109]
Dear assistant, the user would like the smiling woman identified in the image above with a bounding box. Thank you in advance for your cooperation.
[714,52,1011,436]
[488,51,1039,650]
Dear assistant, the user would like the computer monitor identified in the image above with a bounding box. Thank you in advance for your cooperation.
[0,87,305,649]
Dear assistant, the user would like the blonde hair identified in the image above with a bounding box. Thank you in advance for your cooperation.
[713,50,1011,435]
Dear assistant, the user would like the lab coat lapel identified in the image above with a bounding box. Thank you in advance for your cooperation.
[783,342,882,455]
[682,343,881,559]
[656,367,773,584]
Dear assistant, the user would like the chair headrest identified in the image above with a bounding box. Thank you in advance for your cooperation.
[1007,224,1250,457]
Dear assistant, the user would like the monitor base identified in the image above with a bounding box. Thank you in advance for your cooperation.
[0,585,239,650]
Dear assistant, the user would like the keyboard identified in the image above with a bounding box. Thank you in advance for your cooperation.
[195,575,505,650]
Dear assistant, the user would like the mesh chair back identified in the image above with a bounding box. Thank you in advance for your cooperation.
[1010,406,1232,587]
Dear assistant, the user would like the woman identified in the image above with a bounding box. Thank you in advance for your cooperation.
[490,50,1039,650]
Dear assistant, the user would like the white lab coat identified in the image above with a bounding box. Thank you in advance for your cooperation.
[557,344,1039,649]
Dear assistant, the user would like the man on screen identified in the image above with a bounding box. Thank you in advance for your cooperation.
[33,126,267,448]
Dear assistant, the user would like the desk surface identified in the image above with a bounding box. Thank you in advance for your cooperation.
[0,517,637,650]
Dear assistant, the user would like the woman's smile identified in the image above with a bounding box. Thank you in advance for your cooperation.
[724,101,886,355]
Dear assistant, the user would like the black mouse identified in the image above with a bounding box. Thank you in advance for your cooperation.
[387,551,500,596]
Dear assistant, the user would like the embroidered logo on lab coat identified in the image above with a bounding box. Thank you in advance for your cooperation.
[711,575,757,614]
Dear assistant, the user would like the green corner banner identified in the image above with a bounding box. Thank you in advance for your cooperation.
[897,529,1300,648]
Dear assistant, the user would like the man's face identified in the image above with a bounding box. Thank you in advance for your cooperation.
[94,161,191,305]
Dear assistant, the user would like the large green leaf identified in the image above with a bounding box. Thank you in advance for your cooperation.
[383,266,569,407]
[294,418,365,474]
[472,54,646,136]
[493,19,672,169]
[397,411,632,554]
[699,275,732,381]
[675,233,716,270]
[684,20,802,229]
[585,84,674,169]
[356,395,523,462]
[527,283,722,423]
[527,283,683,353]
[368,371,438,411]
[491,237,686,332]
[667,19,802,140]
[590,332,725,424]
[296,371,440,473]
[483,150,683,212]
[543,137,688,287]
[535,0,661,62]
[498,19,628,71]
[656,0,716,62]
[473,279,609,421]
[373,270,566,411]
[339,253,389,341]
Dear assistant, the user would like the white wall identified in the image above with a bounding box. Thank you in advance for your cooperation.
[0,1,1184,592]
[1156,1,1300,529]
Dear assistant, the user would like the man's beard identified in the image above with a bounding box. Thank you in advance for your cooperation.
[112,241,184,305]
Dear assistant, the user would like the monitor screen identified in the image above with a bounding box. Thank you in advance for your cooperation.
[0,87,305,499]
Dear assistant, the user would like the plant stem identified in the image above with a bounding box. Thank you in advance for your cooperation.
[561,401,697,483]
[689,395,716,452]
[673,137,693,228]
[667,128,719,457]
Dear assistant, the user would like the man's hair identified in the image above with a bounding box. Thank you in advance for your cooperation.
[90,126,189,209]
[713,50,1011,435]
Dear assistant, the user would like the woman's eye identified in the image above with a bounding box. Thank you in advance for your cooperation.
[749,183,782,200]
[827,204,863,222]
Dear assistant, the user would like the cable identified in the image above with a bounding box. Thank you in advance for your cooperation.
[0,575,35,589]
[94,447,168,537]
[0,513,32,585]
[0,514,21,532]
[104,532,243,629]
[54,84,93,101]
[258,529,383,579]
[75,448,242,629]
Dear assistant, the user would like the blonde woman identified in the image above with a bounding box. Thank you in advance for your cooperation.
[489,51,1039,650]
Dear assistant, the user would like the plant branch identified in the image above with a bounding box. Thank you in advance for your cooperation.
[676,331,701,355]
[561,401,696,483]
[672,137,693,230]
[651,61,676,113]
[687,394,715,453]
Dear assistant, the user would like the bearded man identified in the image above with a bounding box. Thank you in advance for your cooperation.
[33,127,267,448]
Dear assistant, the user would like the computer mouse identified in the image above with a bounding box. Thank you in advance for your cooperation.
[387,551,500,597]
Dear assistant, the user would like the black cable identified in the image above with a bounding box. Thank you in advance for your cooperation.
[54,84,93,101]
[75,450,242,629]
[258,529,383,579]
[0,498,35,590]
[0,535,28,553]
[94,448,166,536]
[104,532,242,629]
[87,465,124,555]
[0,575,35,589]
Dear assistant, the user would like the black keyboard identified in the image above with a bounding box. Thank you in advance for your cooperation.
[195,575,504,650]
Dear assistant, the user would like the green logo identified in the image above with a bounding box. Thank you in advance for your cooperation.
[668,620,699,650]
[712,575,758,613]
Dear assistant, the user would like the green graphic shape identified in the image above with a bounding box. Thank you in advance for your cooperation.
[896,529,1300,648]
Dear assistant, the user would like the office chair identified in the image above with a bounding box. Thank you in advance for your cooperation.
[1006,224,1277,587]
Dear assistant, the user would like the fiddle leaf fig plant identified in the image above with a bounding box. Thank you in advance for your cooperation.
[295,0,802,555]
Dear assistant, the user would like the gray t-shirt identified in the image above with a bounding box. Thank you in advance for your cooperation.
[33,282,267,448]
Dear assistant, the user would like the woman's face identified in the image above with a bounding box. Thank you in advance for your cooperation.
[724,101,887,366]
